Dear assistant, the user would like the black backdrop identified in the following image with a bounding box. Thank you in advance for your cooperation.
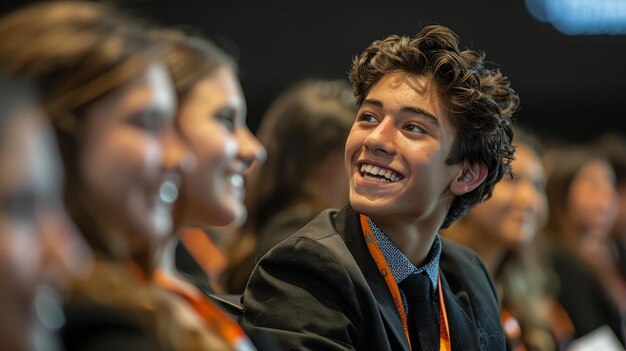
[3,0,626,143]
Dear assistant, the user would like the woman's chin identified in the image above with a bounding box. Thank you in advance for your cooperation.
[150,212,174,240]
[228,210,247,229]
[213,204,247,229]
[183,199,248,228]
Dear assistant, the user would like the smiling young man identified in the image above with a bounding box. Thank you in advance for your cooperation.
[241,24,520,351]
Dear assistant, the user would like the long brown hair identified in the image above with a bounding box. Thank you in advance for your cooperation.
[160,29,236,102]
[0,1,164,260]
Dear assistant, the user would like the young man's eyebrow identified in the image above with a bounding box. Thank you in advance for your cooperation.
[362,99,383,109]
[362,98,439,126]
[401,106,439,126]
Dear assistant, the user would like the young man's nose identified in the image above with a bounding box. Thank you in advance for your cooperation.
[364,118,397,155]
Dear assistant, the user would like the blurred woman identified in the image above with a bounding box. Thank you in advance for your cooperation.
[540,143,625,346]
[0,75,90,351]
[154,29,272,349]
[0,2,245,349]
[165,31,266,231]
[593,132,626,285]
[442,127,569,350]
[221,79,356,293]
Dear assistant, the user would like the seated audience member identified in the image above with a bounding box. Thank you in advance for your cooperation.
[0,74,90,351]
[442,127,574,350]
[241,24,520,350]
[541,144,625,346]
[0,2,252,350]
[593,132,626,284]
[221,78,357,293]
[155,29,276,349]
[156,29,265,297]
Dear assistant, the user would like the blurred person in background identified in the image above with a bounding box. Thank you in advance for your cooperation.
[220,78,356,294]
[593,132,626,283]
[155,29,273,350]
[0,2,249,349]
[159,29,265,295]
[541,143,625,347]
[442,127,574,351]
[0,74,91,351]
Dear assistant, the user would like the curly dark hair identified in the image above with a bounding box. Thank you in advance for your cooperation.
[349,24,520,228]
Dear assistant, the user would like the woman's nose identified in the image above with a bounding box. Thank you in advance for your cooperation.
[238,126,267,169]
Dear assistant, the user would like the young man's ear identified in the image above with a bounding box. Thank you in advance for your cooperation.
[450,162,488,195]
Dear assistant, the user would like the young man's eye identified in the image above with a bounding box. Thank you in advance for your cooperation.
[357,113,378,123]
[403,123,424,133]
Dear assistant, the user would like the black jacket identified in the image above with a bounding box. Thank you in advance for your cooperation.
[241,205,506,350]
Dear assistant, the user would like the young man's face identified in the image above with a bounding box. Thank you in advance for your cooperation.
[345,71,465,226]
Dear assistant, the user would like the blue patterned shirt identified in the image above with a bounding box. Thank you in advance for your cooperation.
[366,216,442,315]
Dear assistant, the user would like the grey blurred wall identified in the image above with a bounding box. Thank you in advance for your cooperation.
[3,0,626,143]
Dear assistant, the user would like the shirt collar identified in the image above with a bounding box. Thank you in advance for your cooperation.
[366,216,441,290]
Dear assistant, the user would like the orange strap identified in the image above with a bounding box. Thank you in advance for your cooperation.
[154,270,253,351]
[501,307,528,351]
[360,215,451,351]
[179,227,228,283]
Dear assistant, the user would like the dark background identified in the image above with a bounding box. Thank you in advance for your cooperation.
[3,0,626,144]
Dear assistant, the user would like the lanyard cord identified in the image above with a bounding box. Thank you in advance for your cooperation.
[359,214,451,351]
[154,269,255,351]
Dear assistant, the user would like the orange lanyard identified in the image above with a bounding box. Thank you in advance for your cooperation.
[154,269,255,351]
[500,307,528,351]
[179,227,228,283]
[360,214,451,351]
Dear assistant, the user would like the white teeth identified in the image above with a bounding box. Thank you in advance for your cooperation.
[359,163,402,183]
[363,174,391,183]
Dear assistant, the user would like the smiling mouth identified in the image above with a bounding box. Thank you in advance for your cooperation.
[359,163,402,183]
